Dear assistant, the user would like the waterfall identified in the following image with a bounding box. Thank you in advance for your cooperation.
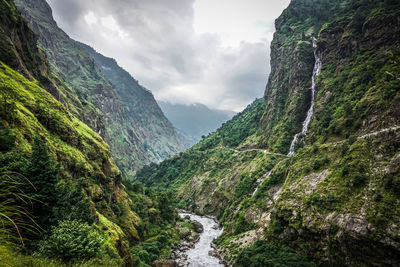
[287,37,322,157]
[252,170,272,197]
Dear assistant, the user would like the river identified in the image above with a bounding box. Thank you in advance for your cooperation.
[179,213,224,267]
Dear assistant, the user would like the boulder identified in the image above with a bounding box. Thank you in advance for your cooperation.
[192,220,204,233]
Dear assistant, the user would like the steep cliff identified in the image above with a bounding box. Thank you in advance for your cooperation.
[136,0,400,265]
[14,0,185,176]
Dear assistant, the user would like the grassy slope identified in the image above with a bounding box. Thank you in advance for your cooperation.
[136,0,400,265]
[0,1,182,265]
[1,61,136,261]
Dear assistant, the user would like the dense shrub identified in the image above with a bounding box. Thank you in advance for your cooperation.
[0,127,15,152]
[131,240,165,266]
[39,220,104,262]
[235,240,315,267]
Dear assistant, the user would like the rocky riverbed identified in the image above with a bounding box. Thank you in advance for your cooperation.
[171,212,226,267]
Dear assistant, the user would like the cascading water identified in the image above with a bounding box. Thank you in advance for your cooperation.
[252,170,272,197]
[287,37,322,157]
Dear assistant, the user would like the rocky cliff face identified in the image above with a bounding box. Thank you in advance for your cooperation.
[260,0,345,153]
[77,42,185,174]
[14,0,185,176]
[136,0,400,265]
[14,0,107,134]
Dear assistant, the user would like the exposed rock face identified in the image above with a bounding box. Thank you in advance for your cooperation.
[259,1,357,154]
[14,0,107,134]
[0,1,48,81]
[14,0,185,175]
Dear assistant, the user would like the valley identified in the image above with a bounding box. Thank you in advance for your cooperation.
[1,0,400,266]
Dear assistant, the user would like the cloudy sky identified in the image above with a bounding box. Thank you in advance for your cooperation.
[47,0,290,112]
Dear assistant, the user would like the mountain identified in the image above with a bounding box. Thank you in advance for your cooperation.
[136,0,400,265]
[158,101,235,146]
[14,0,185,177]
[76,42,185,171]
[0,0,181,265]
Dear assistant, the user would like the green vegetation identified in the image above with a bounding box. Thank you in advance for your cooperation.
[39,220,105,261]
[136,98,268,191]
[15,0,185,177]
[235,241,315,267]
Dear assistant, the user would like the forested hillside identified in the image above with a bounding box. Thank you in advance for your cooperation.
[0,0,184,265]
[137,0,400,265]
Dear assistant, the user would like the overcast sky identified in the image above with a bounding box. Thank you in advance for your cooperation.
[47,0,290,112]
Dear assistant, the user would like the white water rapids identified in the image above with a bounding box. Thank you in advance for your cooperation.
[287,37,322,157]
[178,213,224,267]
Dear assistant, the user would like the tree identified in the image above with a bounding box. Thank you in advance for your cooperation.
[25,135,59,228]
[157,191,175,223]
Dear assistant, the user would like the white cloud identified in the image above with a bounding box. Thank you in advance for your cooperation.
[84,11,97,26]
[100,15,129,39]
[47,0,289,112]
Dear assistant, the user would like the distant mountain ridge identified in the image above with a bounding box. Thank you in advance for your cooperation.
[77,42,185,171]
[158,101,235,146]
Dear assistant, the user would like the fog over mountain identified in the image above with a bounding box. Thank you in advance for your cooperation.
[159,101,236,146]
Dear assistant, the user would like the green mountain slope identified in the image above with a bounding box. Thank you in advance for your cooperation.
[0,1,181,265]
[136,0,400,265]
[14,0,184,176]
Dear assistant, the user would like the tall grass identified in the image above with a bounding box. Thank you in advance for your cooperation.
[0,172,39,247]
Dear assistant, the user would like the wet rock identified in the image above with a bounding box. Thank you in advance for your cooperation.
[208,250,218,257]
[177,259,188,267]
[187,232,200,242]
[192,220,204,233]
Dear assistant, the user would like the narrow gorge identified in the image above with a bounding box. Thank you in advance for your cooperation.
[1,0,400,266]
